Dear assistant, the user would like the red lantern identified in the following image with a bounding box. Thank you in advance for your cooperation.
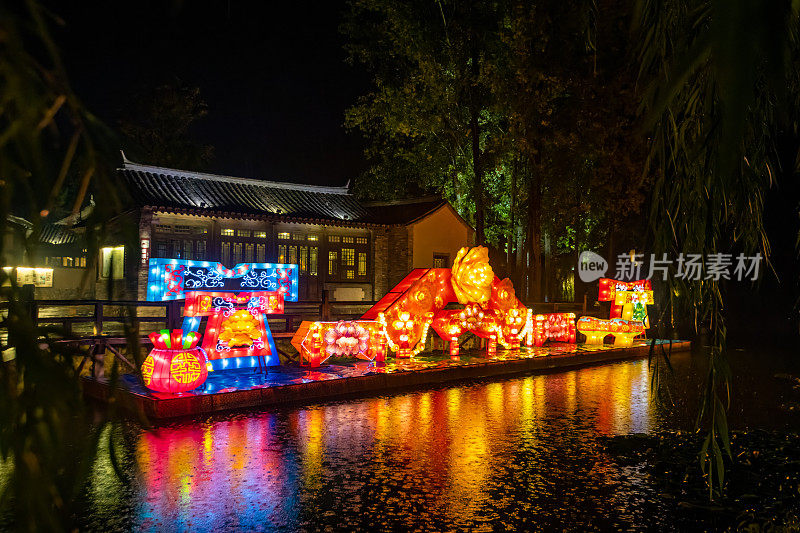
[374,337,387,363]
[142,330,208,393]
[449,338,460,358]
[487,334,497,356]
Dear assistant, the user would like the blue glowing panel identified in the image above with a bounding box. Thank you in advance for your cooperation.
[146,259,299,302]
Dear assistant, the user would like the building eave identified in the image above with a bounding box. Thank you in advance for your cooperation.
[148,205,386,229]
[120,161,352,195]
[404,201,474,233]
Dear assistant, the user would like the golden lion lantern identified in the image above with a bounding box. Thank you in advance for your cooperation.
[293,245,581,365]
[451,246,494,305]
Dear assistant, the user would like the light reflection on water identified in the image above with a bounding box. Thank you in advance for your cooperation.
[80,349,796,531]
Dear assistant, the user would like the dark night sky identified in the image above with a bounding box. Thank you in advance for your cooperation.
[49,0,370,186]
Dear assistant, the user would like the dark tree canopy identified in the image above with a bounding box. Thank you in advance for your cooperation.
[118,80,214,171]
[343,0,649,300]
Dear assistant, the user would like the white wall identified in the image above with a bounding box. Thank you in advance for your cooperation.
[410,205,473,269]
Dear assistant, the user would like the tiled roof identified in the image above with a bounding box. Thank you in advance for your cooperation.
[361,197,449,225]
[39,224,77,245]
[120,161,372,225]
[5,216,78,245]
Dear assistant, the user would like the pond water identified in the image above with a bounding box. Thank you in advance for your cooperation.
[81,346,798,531]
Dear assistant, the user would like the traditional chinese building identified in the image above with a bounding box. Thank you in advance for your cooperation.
[39,157,469,302]
[3,214,93,299]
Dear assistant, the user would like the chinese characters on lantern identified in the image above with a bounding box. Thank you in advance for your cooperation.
[142,329,208,393]
[145,258,297,373]
[577,278,655,346]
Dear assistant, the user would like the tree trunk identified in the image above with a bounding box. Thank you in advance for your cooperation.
[606,217,616,273]
[516,211,524,291]
[469,32,484,245]
[508,158,517,271]
[543,230,551,301]
[470,109,484,245]
[573,175,583,303]
[526,171,543,301]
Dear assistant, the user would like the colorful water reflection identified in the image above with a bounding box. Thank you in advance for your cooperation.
[84,356,674,532]
[72,343,800,532]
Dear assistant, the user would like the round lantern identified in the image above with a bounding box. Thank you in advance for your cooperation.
[141,330,208,393]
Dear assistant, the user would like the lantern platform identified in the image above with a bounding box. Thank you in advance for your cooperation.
[83,339,690,419]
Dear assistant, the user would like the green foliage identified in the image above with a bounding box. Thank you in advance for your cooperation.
[636,0,799,498]
[0,2,134,528]
[343,0,650,299]
[343,0,508,242]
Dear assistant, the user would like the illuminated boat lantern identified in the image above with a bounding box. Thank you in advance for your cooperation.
[142,329,208,393]
[576,278,654,346]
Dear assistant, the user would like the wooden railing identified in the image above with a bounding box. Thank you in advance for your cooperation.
[0,292,376,376]
[1,289,599,377]
[0,294,377,339]
[25,299,177,336]
[1,292,595,339]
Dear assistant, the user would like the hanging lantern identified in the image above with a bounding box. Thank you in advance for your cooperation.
[141,329,208,393]
[449,338,460,358]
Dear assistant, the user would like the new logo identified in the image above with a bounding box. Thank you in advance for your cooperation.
[578,251,608,283]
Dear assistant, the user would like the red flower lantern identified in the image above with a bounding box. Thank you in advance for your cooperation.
[141,329,208,393]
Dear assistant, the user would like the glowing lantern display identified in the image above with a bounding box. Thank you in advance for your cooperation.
[141,329,208,393]
[374,266,454,357]
[451,246,494,305]
[291,320,386,367]
[184,290,282,363]
[146,258,296,370]
[370,246,535,357]
[576,316,645,346]
[598,278,654,327]
[295,246,584,362]
[489,277,531,349]
[328,322,368,354]
[578,278,653,346]
[431,302,511,356]
[532,313,577,346]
